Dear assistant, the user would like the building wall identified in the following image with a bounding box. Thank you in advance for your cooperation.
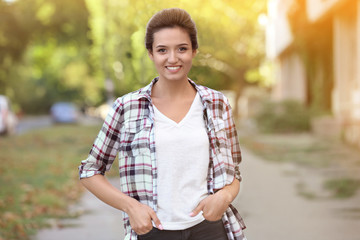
[333,0,360,147]
[271,52,307,103]
[266,0,295,59]
[356,0,360,119]
[332,2,358,121]
[267,0,307,103]
[306,0,360,146]
[266,0,360,147]
[306,0,345,22]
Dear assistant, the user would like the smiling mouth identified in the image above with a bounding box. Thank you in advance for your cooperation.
[166,66,181,71]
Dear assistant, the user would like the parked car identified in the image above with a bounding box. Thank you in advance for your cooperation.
[50,102,80,123]
[0,95,18,135]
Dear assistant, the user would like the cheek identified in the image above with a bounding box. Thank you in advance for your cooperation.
[184,56,193,66]
[155,59,165,67]
[154,55,166,63]
[185,53,195,62]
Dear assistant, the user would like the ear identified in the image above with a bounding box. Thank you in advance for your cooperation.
[192,49,197,58]
[148,50,154,61]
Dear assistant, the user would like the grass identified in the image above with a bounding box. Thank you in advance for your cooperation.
[296,182,317,200]
[0,124,109,240]
[324,178,360,199]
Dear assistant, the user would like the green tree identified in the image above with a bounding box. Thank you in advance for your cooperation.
[0,0,35,97]
[0,0,94,113]
[85,0,266,118]
[1,0,266,115]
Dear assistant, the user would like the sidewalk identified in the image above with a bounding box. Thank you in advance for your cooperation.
[237,148,360,240]
[34,148,360,240]
[33,178,124,240]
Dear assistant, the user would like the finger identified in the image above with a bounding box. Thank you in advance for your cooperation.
[190,201,204,217]
[149,210,163,230]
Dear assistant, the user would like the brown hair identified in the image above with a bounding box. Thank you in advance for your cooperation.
[145,8,198,52]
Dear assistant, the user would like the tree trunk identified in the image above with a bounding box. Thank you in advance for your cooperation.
[232,69,246,122]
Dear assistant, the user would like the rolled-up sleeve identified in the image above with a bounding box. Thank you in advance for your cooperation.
[79,99,123,179]
[222,97,242,182]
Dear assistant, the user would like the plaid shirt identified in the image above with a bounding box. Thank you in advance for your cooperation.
[79,78,246,240]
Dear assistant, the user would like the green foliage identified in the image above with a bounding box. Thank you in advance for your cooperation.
[0,0,93,114]
[324,178,360,199]
[0,0,267,114]
[255,100,311,133]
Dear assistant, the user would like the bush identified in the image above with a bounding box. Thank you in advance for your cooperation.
[255,100,311,133]
[324,178,360,199]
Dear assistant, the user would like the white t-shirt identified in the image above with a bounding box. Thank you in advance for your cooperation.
[153,93,209,230]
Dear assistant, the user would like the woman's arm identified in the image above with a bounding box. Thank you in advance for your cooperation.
[80,175,163,234]
[190,178,240,221]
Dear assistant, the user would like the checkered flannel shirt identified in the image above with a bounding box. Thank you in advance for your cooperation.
[79,77,246,240]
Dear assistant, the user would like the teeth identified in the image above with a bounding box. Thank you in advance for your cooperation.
[167,66,180,70]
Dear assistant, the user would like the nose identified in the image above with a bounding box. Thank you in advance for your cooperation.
[168,50,178,63]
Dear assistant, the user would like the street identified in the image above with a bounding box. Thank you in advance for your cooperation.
[33,148,360,240]
[15,115,52,135]
[15,115,102,135]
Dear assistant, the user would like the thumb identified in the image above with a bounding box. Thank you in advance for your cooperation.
[150,210,163,230]
[190,200,204,217]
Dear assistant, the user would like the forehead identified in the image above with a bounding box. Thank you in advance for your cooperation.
[153,27,191,46]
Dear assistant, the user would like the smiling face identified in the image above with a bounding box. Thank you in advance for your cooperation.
[148,27,196,83]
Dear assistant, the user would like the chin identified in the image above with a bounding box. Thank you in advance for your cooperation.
[162,73,188,82]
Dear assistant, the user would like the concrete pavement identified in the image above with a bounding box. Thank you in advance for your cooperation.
[34,148,360,240]
[236,149,360,240]
[34,178,124,240]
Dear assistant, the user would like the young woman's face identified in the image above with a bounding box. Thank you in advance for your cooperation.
[149,27,196,83]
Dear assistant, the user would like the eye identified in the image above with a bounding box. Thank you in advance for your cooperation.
[157,48,166,53]
[179,47,187,52]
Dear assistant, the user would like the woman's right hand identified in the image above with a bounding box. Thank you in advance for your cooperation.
[127,200,163,235]
[80,175,163,235]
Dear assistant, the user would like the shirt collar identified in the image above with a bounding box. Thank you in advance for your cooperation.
[136,77,213,105]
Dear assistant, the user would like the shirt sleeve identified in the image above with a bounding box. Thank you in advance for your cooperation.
[78,99,123,179]
[222,96,242,182]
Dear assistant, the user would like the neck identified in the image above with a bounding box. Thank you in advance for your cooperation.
[152,77,195,99]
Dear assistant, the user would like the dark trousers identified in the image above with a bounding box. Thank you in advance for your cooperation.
[138,219,228,240]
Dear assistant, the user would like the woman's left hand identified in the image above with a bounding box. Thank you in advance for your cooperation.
[190,179,240,221]
[189,189,231,221]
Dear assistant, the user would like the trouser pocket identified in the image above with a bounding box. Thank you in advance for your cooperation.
[137,228,155,239]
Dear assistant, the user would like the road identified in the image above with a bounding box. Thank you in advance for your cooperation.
[33,148,360,240]
[16,115,53,135]
[16,115,102,135]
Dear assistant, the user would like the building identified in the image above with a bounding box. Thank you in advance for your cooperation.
[266,0,360,148]
[266,0,307,104]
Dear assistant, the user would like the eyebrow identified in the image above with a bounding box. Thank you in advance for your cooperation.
[155,43,189,48]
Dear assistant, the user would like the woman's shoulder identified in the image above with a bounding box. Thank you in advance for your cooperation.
[114,86,151,106]
[108,88,150,122]
[195,83,230,105]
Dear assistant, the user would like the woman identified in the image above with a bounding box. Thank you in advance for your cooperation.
[79,8,246,240]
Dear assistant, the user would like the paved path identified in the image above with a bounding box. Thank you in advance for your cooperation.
[34,148,360,240]
[34,178,124,240]
[237,149,360,240]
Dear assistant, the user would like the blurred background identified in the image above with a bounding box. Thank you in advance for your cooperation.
[0,0,360,240]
